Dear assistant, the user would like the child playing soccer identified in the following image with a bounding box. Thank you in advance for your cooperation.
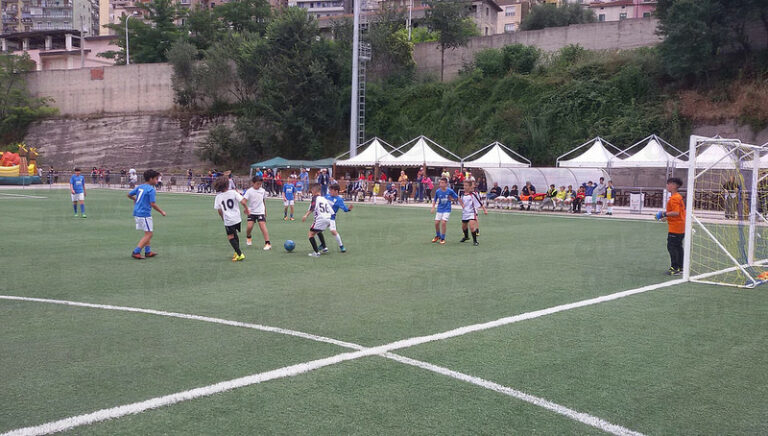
[325,183,354,253]
[459,180,487,246]
[243,175,271,250]
[214,176,250,262]
[302,184,333,257]
[127,169,166,259]
[69,167,86,218]
[656,177,686,275]
[283,175,296,221]
[603,180,615,215]
[431,177,463,245]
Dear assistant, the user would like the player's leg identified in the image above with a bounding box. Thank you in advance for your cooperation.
[79,199,86,217]
[440,218,448,244]
[289,203,294,219]
[227,224,243,259]
[329,221,344,251]
[259,220,271,250]
[317,230,327,252]
[461,220,469,242]
[433,218,441,242]
[470,219,479,245]
[72,199,78,216]
[246,219,255,246]
[284,203,288,220]
[308,229,321,256]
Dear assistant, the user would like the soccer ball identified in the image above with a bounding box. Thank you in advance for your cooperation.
[284,240,296,252]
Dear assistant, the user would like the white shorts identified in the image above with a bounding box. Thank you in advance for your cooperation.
[310,218,331,231]
[329,219,337,231]
[135,216,153,232]
[606,198,615,205]
[71,193,84,201]
[585,196,593,204]
[435,212,451,221]
[283,200,294,206]
[461,212,477,221]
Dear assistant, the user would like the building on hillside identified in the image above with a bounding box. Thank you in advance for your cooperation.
[1,0,101,36]
[0,29,117,69]
[589,0,655,22]
[496,0,529,33]
[288,0,345,19]
[471,0,502,36]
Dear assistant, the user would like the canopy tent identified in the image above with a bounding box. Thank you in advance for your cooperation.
[557,137,624,168]
[378,136,461,167]
[463,142,530,168]
[250,157,335,170]
[610,135,686,168]
[689,143,740,169]
[335,137,397,167]
[484,167,608,192]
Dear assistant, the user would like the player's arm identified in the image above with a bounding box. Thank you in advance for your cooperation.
[340,198,351,212]
[127,187,137,201]
[151,202,166,216]
[240,198,249,216]
[302,198,315,222]
[217,209,224,220]
[69,180,75,194]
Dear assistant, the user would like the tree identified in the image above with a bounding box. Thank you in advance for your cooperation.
[519,3,595,31]
[367,6,415,79]
[101,0,184,64]
[215,0,272,34]
[0,54,57,146]
[425,0,477,82]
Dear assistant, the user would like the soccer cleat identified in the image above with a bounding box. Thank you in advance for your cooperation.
[81,214,87,218]
[74,213,78,218]
[236,253,246,261]
[263,243,272,251]
[232,253,239,262]
[246,238,253,246]
[460,237,469,243]
[290,217,295,221]
[340,245,346,253]
[308,252,321,257]
[439,239,446,245]
[665,267,676,275]
[132,253,143,260]
[321,246,329,253]
[432,236,440,243]
[672,268,683,276]
[283,217,288,221]
[145,252,157,258]
[473,241,479,246]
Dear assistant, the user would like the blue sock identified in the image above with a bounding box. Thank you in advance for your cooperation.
[436,231,440,237]
[145,245,151,254]
[80,204,85,214]
[441,233,445,240]
[133,247,141,254]
[73,204,77,214]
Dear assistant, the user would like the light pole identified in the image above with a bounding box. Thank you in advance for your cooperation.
[125,15,131,65]
[348,0,361,157]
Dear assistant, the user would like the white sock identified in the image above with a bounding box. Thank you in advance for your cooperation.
[335,234,343,246]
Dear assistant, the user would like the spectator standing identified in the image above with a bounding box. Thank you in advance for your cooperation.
[398,171,408,203]
[423,175,434,203]
[105,169,111,186]
[593,177,606,214]
[318,169,330,196]
[584,182,595,214]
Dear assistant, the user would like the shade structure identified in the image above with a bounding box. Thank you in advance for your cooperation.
[484,167,608,191]
[378,136,460,167]
[610,136,686,168]
[557,137,620,168]
[463,142,530,168]
[335,138,394,167]
[693,144,739,169]
[250,157,335,169]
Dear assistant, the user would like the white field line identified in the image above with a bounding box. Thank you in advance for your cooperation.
[0,279,684,436]
[0,193,47,199]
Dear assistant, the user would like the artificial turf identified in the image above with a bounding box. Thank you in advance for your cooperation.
[1,188,765,434]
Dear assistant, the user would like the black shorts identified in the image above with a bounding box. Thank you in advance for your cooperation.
[247,214,266,222]
[462,219,471,223]
[225,222,241,235]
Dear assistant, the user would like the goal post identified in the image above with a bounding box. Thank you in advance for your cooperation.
[683,135,768,288]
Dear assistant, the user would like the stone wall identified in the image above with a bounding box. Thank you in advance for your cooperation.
[414,18,662,81]
[25,63,175,116]
[25,114,229,170]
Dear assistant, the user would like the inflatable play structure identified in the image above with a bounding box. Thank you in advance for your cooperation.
[0,144,42,184]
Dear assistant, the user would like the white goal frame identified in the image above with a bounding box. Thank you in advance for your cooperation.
[683,135,768,288]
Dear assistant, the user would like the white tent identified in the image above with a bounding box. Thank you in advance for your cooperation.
[335,138,395,167]
[379,136,461,167]
[693,144,739,169]
[484,167,608,191]
[557,137,621,168]
[463,142,530,168]
[610,136,686,168]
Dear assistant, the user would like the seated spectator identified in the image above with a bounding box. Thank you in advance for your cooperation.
[539,184,558,211]
[521,182,536,211]
[495,185,510,209]
[573,186,586,213]
[487,182,502,204]
[564,185,575,209]
[384,185,398,204]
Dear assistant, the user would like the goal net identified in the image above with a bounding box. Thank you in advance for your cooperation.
[684,136,768,288]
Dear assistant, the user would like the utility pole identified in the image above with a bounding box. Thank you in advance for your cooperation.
[348,0,361,158]
[125,15,131,65]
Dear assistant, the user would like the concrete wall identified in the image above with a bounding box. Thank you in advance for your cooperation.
[413,18,662,81]
[25,63,174,115]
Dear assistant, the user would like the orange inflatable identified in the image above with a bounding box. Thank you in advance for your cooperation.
[1,151,20,167]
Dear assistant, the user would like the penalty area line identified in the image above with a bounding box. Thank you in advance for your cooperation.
[0,193,47,199]
[0,279,685,436]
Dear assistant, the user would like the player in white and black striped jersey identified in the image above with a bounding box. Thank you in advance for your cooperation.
[301,183,334,257]
[460,180,487,246]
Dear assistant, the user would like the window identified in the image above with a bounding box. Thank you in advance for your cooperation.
[643,12,651,18]
[504,23,514,32]
[484,26,488,35]
[485,7,488,17]
[619,12,627,20]
[598,14,605,22]
[505,6,514,16]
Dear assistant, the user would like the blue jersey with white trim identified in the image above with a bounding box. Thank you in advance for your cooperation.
[283,183,295,200]
[433,188,458,213]
[129,184,156,217]
[325,194,349,220]
[70,175,85,193]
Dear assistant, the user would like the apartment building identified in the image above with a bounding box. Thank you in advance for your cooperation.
[496,0,528,33]
[1,0,101,35]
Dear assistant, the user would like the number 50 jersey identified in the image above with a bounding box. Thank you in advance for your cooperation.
[309,195,334,220]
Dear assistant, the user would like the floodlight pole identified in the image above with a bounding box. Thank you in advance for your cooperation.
[125,15,131,65]
[348,0,361,158]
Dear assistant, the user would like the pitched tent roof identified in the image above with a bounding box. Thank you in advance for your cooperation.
[557,137,620,168]
[610,136,686,168]
[463,142,530,168]
[693,144,739,169]
[250,157,334,169]
[335,138,395,167]
[378,136,461,167]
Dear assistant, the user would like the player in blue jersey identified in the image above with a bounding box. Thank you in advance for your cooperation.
[283,175,296,221]
[430,177,463,245]
[324,183,354,253]
[127,169,166,259]
[69,167,87,218]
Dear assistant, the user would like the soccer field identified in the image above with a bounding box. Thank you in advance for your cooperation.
[1,189,766,435]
